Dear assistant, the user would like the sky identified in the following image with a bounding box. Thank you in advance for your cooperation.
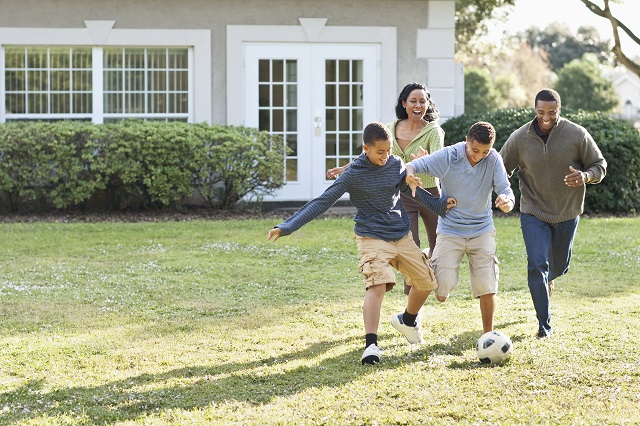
[486,0,640,58]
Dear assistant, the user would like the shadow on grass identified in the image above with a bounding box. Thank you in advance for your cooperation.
[0,326,525,424]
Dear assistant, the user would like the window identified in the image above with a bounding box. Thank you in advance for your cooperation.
[103,48,189,122]
[4,46,92,119]
[0,22,211,123]
[4,46,189,122]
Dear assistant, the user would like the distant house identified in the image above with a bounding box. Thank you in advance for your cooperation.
[0,0,462,202]
[610,68,640,128]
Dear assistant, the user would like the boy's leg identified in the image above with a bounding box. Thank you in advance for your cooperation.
[479,294,496,333]
[363,284,387,334]
[468,230,499,333]
[429,234,465,302]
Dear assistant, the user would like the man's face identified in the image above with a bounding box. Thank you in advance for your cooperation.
[465,137,493,166]
[364,138,392,166]
[535,100,560,134]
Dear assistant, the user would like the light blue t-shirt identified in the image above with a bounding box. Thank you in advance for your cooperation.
[407,141,514,238]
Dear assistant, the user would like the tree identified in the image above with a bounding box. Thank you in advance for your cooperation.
[464,67,502,113]
[455,0,516,54]
[517,23,614,71]
[579,0,640,78]
[554,55,619,112]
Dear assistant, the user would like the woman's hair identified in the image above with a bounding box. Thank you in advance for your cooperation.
[394,82,440,122]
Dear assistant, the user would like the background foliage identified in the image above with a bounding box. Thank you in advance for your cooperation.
[441,109,640,214]
[0,121,285,212]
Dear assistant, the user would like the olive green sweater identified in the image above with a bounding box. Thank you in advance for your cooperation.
[500,117,607,223]
[388,119,444,189]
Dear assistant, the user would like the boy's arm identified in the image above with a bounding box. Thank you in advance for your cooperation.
[268,179,348,240]
[399,177,455,217]
[492,154,515,213]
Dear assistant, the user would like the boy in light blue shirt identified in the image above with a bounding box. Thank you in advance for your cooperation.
[405,121,514,335]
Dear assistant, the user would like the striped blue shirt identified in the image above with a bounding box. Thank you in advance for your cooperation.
[276,153,449,241]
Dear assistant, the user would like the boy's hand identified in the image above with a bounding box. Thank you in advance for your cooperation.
[495,194,513,213]
[327,165,348,179]
[446,197,457,211]
[268,227,282,241]
[405,173,423,196]
[410,146,428,160]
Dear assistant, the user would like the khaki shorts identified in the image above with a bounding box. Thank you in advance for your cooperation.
[355,232,437,292]
[429,230,499,298]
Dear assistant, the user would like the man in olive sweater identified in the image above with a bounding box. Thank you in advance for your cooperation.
[500,88,607,339]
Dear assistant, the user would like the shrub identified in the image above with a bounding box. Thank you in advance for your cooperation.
[0,121,286,212]
[441,109,640,214]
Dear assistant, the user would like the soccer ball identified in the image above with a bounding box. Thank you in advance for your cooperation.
[476,331,513,364]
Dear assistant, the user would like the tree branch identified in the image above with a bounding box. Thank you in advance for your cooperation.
[579,0,640,77]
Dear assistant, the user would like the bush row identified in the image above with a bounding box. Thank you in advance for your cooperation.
[441,109,640,214]
[0,121,285,212]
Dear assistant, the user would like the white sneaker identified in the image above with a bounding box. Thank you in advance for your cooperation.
[361,344,381,365]
[391,313,424,344]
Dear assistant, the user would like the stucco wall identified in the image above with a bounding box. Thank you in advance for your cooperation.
[0,0,440,124]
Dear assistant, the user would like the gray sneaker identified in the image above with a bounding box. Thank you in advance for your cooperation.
[391,313,424,344]
[361,344,381,365]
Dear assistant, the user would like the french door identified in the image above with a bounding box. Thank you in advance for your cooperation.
[244,43,379,200]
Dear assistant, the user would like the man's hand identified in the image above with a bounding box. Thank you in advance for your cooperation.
[268,228,282,241]
[564,165,590,187]
[495,194,513,213]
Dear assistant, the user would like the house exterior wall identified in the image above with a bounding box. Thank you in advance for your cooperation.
[0,0,460,201]
[0,0,457,124]
[611,71,640,124]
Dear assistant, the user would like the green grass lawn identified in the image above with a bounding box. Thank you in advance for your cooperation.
[0,216,639,425]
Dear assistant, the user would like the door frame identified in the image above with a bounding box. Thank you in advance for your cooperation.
[243,43,380,201]
[227,20,397,201]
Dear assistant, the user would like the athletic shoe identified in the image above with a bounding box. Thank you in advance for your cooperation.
[361,344,381,365]
[391,313,424,344]
[536,328,552,339]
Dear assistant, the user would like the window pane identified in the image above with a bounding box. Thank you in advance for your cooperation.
[272,84,283,107]
[286,60,297,82]
[272,60,283,82]
[50,70,70,91]
[5,47,25,68]
[28,93,47,114]
[51,93,70,113]
[259,59,269,82]
[286,158,297,182]
[50,48,70,68]
[104,70,122,91]
[259,84,270,107]
[286,109,297,132]
[147,49,167,69]
[272,109,284,132]
[169,70,188,91]
[5,70,25,91]
[27,70,47,91]
[73,93,92,114]
[287,136,298,156]
[325,60,336,82]
[6,94,25,114]
[73,70,92,91]
[148,70,167,91]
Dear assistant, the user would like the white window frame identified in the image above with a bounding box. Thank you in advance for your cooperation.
[0,21,211,123]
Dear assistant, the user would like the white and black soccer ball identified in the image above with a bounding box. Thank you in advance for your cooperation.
[476,331,513,364]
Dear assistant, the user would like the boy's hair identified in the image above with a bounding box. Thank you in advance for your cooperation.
[467,121,496,145]
[363,122,391,146]
[535,88,561,108]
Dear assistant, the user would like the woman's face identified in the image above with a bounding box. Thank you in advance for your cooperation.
[402,89,428,121]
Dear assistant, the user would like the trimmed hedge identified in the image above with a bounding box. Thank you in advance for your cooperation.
[0,121,285,212]
[441,109,640,214]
